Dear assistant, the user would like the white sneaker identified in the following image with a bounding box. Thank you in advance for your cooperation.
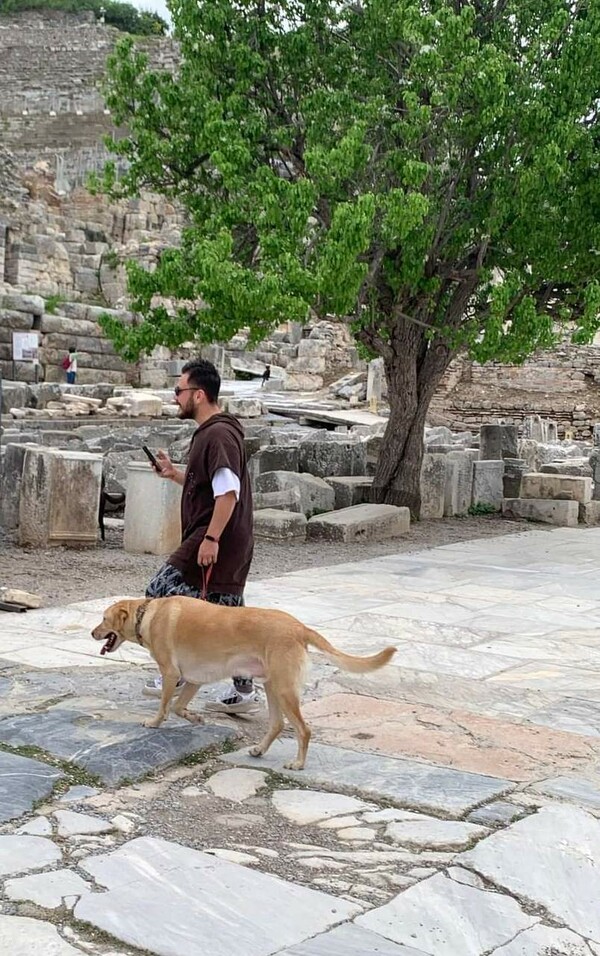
[203,687,261,715]
[142,676,184,699]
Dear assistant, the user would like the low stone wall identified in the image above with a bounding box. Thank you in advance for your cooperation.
[430,345,600,440]
[0,293,135,385]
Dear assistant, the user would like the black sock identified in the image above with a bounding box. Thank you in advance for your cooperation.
[233,677,253,694]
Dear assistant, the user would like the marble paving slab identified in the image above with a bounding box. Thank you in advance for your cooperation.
[487,662,600,697]
[280,922,428,955]
[223,741,515,817]
[0,710,236,786]
[459,805,600,942]
[488,923,594,955]
[471,634,600,670]
[357,871,536,955]
[530,775,600,811]
[75,836,362,956]
[0,750,62,823]
[0,914,82,955]
[528,697,600,737]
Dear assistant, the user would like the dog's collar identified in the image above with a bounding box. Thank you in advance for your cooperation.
[134,599,152,646]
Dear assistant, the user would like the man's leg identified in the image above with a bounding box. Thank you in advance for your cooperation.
[142,563,204,698]
[203,592,261,715]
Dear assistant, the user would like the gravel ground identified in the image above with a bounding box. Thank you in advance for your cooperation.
[0,515,533,606]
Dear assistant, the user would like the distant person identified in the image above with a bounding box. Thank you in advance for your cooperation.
[261,364,271,388]
[63,346,77,385]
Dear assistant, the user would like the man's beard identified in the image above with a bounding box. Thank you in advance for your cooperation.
[178,404,194,420]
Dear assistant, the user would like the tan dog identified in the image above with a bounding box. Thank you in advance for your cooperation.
[91,596,396,770]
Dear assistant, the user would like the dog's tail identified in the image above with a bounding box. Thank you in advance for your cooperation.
[304,628,396,673]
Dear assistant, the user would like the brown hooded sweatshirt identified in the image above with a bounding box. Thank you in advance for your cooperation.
[168,413,253,595]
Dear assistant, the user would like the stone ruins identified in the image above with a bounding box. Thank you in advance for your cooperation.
[3,9,600,543]
[1,10,600,426]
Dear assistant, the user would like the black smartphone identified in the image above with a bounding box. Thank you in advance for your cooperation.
[142,445,161,471]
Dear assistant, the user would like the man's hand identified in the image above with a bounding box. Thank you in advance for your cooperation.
[198,537,219,567]
[155,450,177,479]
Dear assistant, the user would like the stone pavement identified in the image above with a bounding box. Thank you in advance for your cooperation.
[0,528,600,954]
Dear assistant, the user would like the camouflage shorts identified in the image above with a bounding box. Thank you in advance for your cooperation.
[145,562,244,607]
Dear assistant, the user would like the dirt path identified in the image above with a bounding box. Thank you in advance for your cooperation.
[0,516,533,606]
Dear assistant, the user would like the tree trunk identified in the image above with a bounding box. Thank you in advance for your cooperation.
[371,334,455,518]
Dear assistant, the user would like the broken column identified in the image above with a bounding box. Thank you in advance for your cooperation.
[522,415,545,442]
[590,424,600,500]
[123,461,182,555]
[18,448,103,547]
[444,449,479,516]
[503,458,528,499]
[0,442,37,531]
[479,424,518,461]
[420,453,447,518]
[472,460,504,510]
[366,358,384,407]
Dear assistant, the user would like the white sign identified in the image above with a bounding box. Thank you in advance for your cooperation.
[12,332,39,362]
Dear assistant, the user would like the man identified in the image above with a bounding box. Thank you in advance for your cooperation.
[261,364,271,387]
[143,358,258,715]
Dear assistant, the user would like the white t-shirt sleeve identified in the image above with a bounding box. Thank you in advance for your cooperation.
[212,467,240,501]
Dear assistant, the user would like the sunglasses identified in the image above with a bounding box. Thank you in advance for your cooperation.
[174,386,198,397]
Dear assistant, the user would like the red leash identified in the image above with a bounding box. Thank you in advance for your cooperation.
[201,564,213,600]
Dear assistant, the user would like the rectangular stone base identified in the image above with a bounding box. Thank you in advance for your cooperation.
[502,498,579,527]
[579,501,600,526]
[307,503,410,542]
[254,509,307,539]
[521,473,592,504]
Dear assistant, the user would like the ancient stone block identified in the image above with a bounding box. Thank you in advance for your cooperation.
[0,382,31,413]
[540,459,592,477]
[0,442,38,531]
[286,355,327,375]
[253,508,307,539]
[479,424,518,460]
[472,460,504,510]
[444,449,478,516]
[253,489,303,513]
[18,448,103,547]
[29,383,62,409]
[503,458,528,498]
[282,372,324,391]
[255,470,334,517]
[324,476,374,509]
[307,503,410,542]
[226,397,265,419]
[425,426,454,446]
[578,501,600,526]
[501,498,579,527]
[106,392,162,417]
[366,358,384,403]
[520,473,592,504]
[420,453,447,518]
[0,309,34,331]
[249,446,300,483]
[123,462,182,555]
[0,293,44,316]
[298,440,367,479]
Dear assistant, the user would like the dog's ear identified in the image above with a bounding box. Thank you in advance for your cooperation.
[106,602,129,630]
[115,604,129,628]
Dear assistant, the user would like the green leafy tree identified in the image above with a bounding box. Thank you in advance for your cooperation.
[97,0,600,515]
